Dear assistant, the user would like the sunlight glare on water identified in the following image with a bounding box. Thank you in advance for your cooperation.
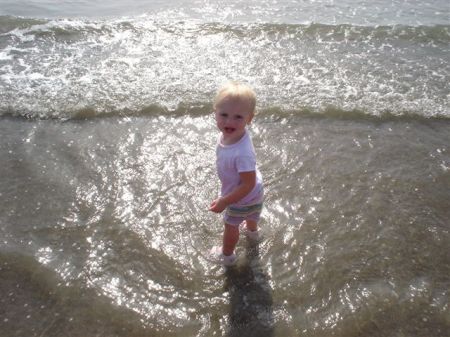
[0,0,449,336]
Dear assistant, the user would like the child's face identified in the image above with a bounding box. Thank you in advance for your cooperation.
[214,99,254,145]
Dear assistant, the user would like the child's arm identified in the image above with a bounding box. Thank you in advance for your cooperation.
[209,171,256,213]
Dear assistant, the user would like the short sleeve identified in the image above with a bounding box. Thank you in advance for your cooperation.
[236,155,256,173]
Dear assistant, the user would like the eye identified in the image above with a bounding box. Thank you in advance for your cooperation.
[220,113,228,118]
[235,115,243,120]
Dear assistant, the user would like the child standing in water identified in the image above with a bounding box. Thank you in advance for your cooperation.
[209,82,264,266]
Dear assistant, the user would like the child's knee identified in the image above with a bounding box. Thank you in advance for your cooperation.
[224,223,240,232]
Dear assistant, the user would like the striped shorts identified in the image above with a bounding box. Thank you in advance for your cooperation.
[224,203,263,226]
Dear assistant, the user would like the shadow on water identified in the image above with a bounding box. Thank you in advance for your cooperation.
[224,241,274,337]
[0,252,160,337]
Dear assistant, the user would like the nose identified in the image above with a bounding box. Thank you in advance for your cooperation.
[224,118,235,127]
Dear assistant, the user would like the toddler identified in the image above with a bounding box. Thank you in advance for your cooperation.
[209,81,264,266]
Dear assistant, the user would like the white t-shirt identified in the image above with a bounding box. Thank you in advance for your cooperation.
[216,130,264,206]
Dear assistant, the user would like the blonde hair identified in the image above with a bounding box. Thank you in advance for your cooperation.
[214,81,256,114]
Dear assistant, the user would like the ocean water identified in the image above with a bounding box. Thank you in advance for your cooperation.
[1,1,450,336]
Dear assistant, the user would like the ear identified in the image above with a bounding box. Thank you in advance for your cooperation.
[247,111,255,125]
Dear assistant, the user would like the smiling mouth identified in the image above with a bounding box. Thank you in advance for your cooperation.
[224,127,235,134]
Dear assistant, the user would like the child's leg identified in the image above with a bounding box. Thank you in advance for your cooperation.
[223,223,239,256]
[245,219,258,232]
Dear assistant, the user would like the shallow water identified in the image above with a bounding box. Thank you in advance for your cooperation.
[1,0,450,336]
[1,113,449,336]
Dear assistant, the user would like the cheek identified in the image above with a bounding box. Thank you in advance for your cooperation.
[237,119,248,127]
[216,118,226,128]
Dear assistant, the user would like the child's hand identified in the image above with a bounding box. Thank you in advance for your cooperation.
[209,198,227,213]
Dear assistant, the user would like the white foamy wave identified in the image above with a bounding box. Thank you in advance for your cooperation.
[0,16,449,119]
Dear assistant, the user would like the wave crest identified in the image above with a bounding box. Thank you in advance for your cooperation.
[1,16,449,120]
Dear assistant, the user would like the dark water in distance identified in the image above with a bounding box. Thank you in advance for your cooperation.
[1,1,450,336]
[1,0,449,26]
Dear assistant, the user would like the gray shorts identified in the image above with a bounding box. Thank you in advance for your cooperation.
[223,203,263,226]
